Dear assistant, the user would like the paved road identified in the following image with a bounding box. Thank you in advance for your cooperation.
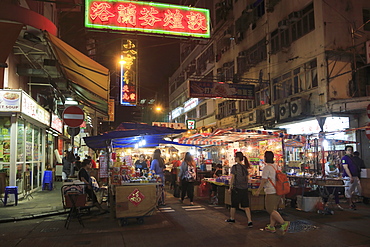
[1,192,370,247]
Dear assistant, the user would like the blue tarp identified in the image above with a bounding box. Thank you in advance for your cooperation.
[83,122,189,149]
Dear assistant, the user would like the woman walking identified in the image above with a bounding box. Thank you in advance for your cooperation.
[225,152,253,227]
[178,152,197,205]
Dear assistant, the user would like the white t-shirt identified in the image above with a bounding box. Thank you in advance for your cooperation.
[261,163,277,194]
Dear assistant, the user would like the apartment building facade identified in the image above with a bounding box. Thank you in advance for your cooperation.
[168,0,370,159]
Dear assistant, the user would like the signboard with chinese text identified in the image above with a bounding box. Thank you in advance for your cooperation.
[152,122,186,129]
[21,92,50,126]
[120,39,137,106]
[188,81,255,99]
[186,119,196,129]
[51,113,63,133]
[85,0,210,39]
[184,98,198,112]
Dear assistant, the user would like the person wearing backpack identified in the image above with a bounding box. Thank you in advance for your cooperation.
[178,152,197,205]
[254,151,290,234]
[225,152,253,228]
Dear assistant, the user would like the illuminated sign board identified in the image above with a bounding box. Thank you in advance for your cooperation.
[120,39,137,106]
[170,106,183,120]
[186,119,196,130]
[85,0,210,39]
[184,98,198,112]
[189,81,255,99]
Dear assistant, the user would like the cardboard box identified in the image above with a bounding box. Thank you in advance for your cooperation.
[360,169,370,178]
[297,195,320,212]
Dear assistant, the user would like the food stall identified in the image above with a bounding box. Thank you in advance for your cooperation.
[83,122,190,225]
[179,128,306,210]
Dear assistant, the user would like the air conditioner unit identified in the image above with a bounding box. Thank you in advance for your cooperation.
[278,20,289,30]
[248,110,260,124]
[279,103,290,120]
[265,106,276,120]
[290,98,307,117]
[288,11,301,22]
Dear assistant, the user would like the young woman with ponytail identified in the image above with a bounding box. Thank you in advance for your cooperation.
[225,152,253,227]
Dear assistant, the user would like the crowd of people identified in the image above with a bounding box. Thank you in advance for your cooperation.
[61,145,366,234]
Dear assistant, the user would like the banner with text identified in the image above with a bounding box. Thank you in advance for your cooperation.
[188,81,255,99]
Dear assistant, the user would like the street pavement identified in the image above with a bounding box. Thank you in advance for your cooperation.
[0,183,370,247]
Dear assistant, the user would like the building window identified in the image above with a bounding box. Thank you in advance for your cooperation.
[255,88,269,106]
[239,100,254,112]
[218,100,236,117]
[199,103,207,117]
[272,58,317,102]
[237,38,267,74]
[270,2,314,54]
[187,109,197,119]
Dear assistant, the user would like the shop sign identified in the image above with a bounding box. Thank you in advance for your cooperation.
[280,117,349,135]
[186,119,196,129]
[184,98,198,112]
[99,155,108,178]
[127,188,145,206]
[171,106,183,119]
[51,113,63,133]
[85,0,210,39]
[21,92,50,126]
[152,122,186,129]
[188,81,255,99]
[0,90,21,112]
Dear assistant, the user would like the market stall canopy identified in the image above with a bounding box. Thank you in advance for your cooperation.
[111,134,197,148]
[44,31,110,113]
[83,122,187,149]
[179,128,306,146]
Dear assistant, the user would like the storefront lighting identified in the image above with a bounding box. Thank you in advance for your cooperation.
[247,146,253,152]
[65,100,78,105]
[221,148,225,154]
[322,139,329,150]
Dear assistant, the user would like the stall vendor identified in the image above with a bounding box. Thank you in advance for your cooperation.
[135,154,148,175]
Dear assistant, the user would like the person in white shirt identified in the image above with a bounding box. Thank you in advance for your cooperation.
[254,151,290,234]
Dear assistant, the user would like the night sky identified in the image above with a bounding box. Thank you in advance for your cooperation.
[59,0,182,108]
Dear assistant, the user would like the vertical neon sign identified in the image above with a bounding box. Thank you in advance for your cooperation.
[120,39,137,105]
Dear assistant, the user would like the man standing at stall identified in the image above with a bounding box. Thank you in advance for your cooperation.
[341,146,361,210]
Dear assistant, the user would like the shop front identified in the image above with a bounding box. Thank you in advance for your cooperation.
[0,89,50,195]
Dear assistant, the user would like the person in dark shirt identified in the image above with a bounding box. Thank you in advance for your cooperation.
[78,159,105,213]
[225,152,253,227]
[341,146,362,210]
[353,151,366,178]
[210,164,222,204]
[135,154,148,175]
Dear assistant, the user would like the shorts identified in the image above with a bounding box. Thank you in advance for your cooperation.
[265,193,281,214]
[231,188,249,208]
[344,177,361,198]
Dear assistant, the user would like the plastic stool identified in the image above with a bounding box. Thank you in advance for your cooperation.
[42,170,53,191]
[4,186,18,206]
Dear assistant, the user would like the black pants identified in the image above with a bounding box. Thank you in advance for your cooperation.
[181,179,195,202]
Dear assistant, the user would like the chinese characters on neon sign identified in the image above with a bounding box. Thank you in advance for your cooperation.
[85,0,210,38]
[121,39,137,105]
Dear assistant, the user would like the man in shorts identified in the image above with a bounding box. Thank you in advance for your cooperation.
[342,146,361,210]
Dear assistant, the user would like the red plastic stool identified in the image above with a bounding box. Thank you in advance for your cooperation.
[4,186,18,206]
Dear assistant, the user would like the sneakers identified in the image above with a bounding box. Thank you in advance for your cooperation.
[225,219,235,223]
[280,221,290,234]
[350,204,357,210]
[190,202,194,206]
[179,199,183,203]
[248,222,253,228]
[264,224,276,233]
[336,204,344,210]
